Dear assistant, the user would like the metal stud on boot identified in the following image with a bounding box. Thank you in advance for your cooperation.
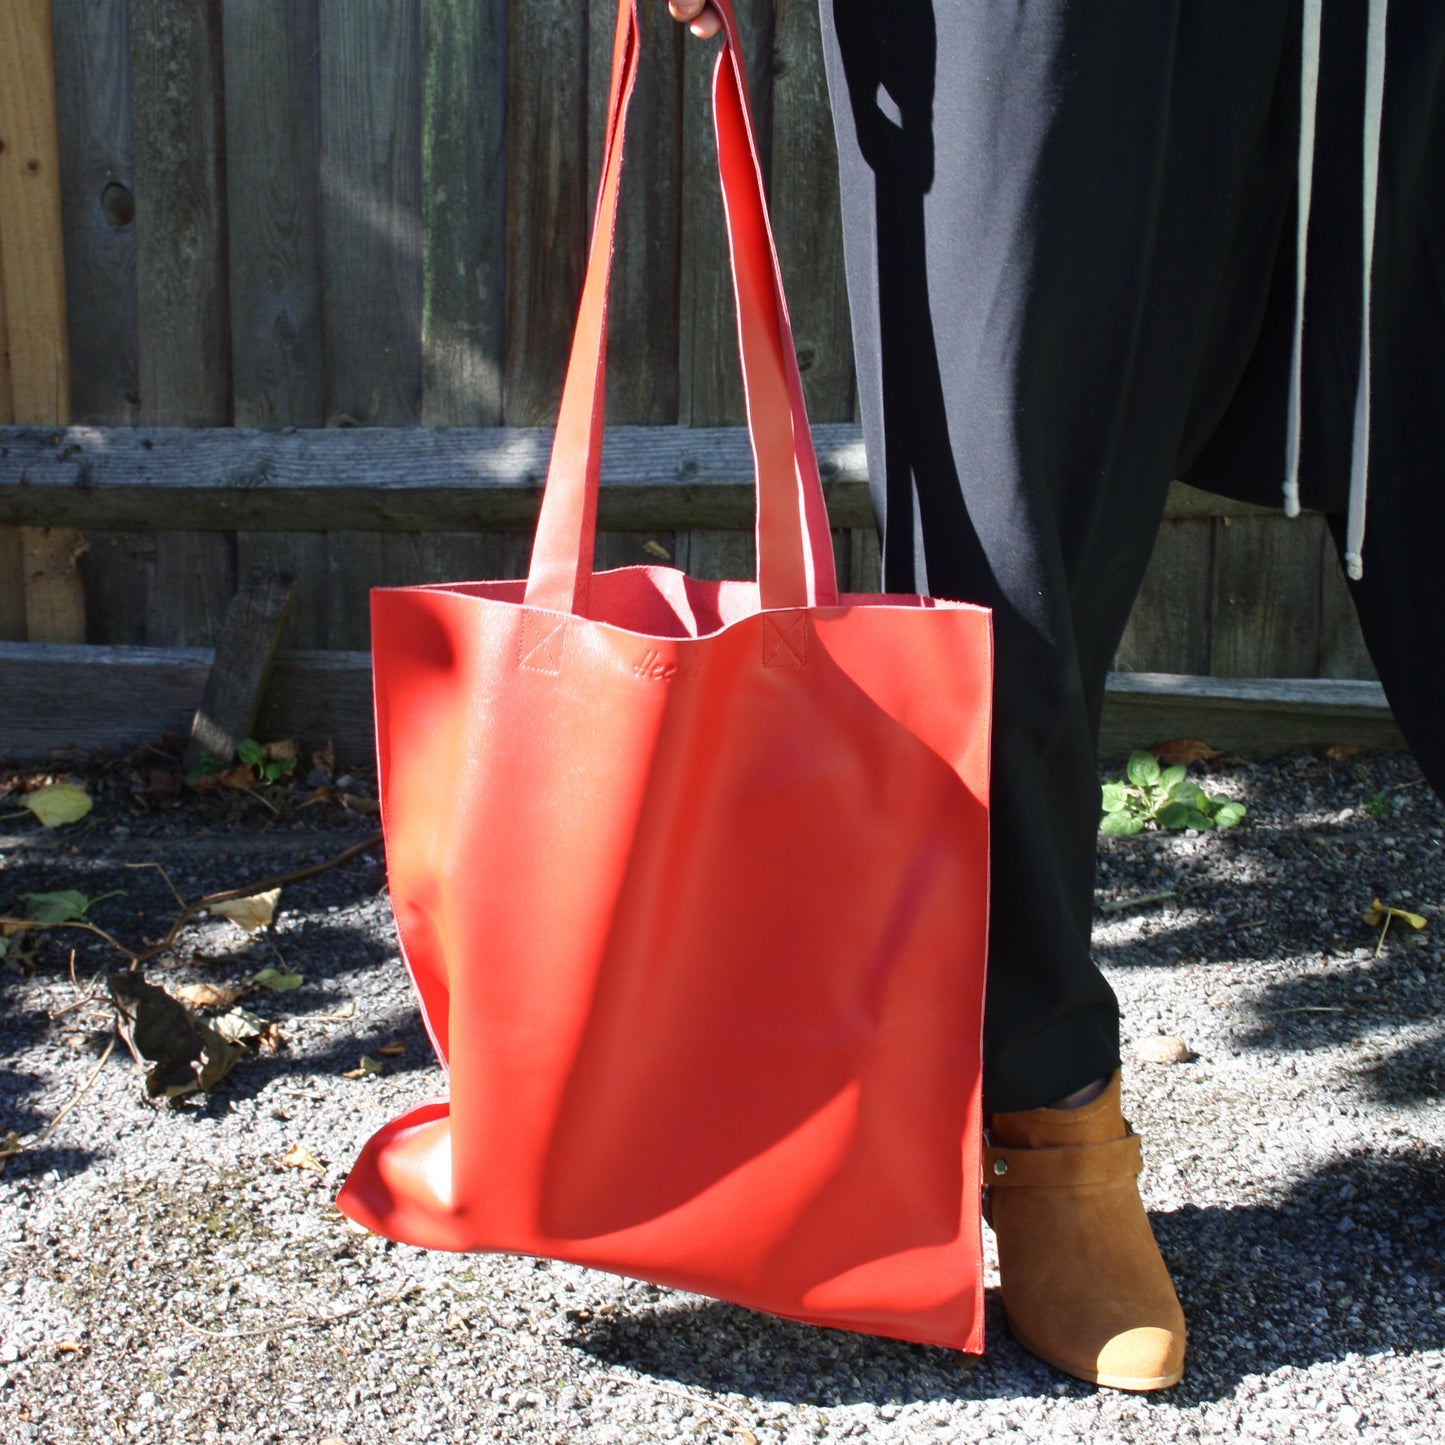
[983,1070,1186,1391]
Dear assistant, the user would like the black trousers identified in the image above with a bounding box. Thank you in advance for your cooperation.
[820,0,1445,1111]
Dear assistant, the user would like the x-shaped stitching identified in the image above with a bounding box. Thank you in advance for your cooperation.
[762,612,807,668]
[519,614,565,674]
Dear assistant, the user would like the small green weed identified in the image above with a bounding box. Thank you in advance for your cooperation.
[1100,750,1246,837]
[1362,789,1394,819]
[185,738,297,790]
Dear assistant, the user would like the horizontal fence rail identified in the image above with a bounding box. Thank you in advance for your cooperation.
[0,643,1399,768]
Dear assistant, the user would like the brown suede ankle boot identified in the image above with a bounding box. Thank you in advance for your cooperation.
[983,1070,1185,1391]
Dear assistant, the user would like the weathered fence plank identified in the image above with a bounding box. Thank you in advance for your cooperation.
[1114,517,1212,676]
[184,566,297,770]
[0,0,85,645]
[1211,513,1325,677]
[0,252,21,642]
[234,533,332,651]
[319,0,424,427]
[146,531,235,647]
[127,0,231,648]
[128,0,229,424]
[224,0,326,612]
[50,0,140,643]
[1319,541,1377,681]
[325,532,421,651]
[0,0,71,427]
[503,1,588,425]
[81,531,152,646]
[421,0,508,426]
[770,0,853,423]
[51,0,139,425]
[222,1,326,429]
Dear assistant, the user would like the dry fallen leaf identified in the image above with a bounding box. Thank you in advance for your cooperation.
[207,888,280,932]
[20,782,93,828]
[341,1055,385,1080]
[1362,898,1428,931]
[175,982,244,1010]
[280,1143,325,1173]
[1147,740,1220,768]
[146,768,182,797]
[211,1006,267,1045]
[251,966,303,992]
[1363,898,1428,957]
[107,972,243,1100]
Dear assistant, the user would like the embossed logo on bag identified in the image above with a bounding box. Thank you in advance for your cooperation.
[633,648,695,682]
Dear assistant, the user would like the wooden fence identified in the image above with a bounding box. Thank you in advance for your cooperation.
[0,0,1395,761]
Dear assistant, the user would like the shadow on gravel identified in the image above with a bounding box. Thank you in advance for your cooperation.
[1092,837,1443,1107]
[1234,954,1444,1106]
[568,1148,1444,1406]
[1160,1145,1445,1402]
[567,1293,996,1406]
[0,969,103,1175]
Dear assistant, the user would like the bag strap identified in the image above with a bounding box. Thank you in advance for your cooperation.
[523,0,839,617]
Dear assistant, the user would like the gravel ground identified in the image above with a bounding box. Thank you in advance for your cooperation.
[1,741,1441,1443]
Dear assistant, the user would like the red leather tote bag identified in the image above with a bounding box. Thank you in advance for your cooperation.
[338,0,992,1353]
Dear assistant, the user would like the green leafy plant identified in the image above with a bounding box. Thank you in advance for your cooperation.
[237,738,296,785]
[1362,789,1394,820]
[185,738,297,790]
[0,889,124,962]
[1100,750,1246,836]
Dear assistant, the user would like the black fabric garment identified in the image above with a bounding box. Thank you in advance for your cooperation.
[819,0,1445,1112]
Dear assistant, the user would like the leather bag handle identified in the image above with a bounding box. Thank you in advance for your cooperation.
[523,0,839,617]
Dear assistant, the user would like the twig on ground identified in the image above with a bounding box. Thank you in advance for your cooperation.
[0,1038,117,1163]
[0,915,136,961]
[600,1374,756,1431]
[5,832,387,972]
[302,998,358,1023]
[178,1274,417,1341]
[1099,890,1178,914]
[49,953,105,1020]
[190,833,384,909]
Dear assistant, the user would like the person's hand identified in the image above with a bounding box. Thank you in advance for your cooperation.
[667,0,722,40]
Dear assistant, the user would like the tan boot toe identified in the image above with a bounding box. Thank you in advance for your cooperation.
[984,1070,1185,1392]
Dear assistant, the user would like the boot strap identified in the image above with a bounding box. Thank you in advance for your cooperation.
[982,1131,1143,1189]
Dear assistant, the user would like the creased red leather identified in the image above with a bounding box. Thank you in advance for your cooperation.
[338,0,993,1354]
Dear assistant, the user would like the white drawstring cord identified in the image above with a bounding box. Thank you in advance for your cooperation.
[1283,0,1322,521]
[1344,0,1389,581]
[1284,0,1387,581]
